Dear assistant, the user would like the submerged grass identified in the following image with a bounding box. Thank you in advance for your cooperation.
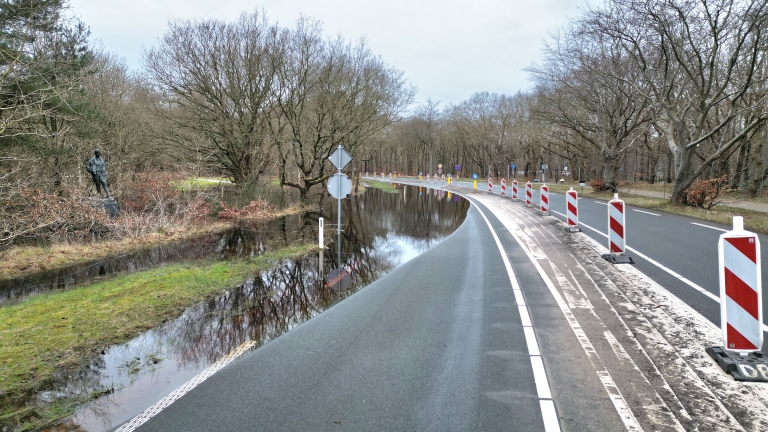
[364,180,399,194]
[0,242,317,429]
[169,177,231,191]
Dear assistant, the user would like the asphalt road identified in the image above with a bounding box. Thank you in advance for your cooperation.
[129,200,624,431]
[451,179,767,332]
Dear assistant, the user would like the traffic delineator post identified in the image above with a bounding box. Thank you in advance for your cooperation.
[501,178,506,196]
[512,180,518,200]
[473,180,477,190]
[565,187,581,233]
[488,177,493,193]
[525,182,532,207]
[442,174,446,185]
[540,183,549,215]
[707,216,768,382]
[602,193,634,264]
[720,216,762,352]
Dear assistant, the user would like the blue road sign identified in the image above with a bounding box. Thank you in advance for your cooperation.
[472,174,478,179]
[511,164,516,170]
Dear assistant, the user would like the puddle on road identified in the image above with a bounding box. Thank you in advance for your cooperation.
[32,184,467,432]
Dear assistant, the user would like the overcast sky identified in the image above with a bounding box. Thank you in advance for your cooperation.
[69,0,589,107]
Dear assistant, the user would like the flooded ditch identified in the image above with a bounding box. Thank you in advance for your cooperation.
[1,184,468,431]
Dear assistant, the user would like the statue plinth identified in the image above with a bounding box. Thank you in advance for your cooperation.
[88,197,119,218]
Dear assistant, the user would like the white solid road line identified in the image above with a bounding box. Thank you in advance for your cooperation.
[632,209,660,216]
[470,197,641,432]
[550,209,768,333]
[691,222,728,232]
[471,203,561,432]
[115,340,257,432]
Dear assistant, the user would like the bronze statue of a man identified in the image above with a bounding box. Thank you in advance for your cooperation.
[86,149,110,198]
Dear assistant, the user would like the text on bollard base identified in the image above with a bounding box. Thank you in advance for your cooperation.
[706,347,768,382]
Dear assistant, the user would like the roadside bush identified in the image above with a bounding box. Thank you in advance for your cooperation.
[685,175,727,209]
[0,188,112,249]
[218,199,275,222]
[112,174,211,237]
[590,178,608,192]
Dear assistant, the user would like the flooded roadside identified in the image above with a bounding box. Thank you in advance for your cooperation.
[25,184,467,432]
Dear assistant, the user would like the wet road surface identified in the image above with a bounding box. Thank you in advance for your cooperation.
[125,198,626,431]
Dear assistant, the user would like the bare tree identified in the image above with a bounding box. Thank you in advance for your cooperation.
[144,10,284,184]
[529,19,651,191]
[594,0,768,201]
[272,18,414,203]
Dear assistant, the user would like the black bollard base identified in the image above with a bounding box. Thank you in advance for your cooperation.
[602,253,634,264]
[706,347,768,381]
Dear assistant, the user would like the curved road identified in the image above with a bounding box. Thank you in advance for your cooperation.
[452,178,768,332]
[126,199,624,431]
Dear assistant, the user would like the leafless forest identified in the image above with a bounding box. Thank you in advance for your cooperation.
[3,0,768,249]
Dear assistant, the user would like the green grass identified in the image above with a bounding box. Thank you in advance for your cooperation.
[170,177,231,190]
[0,243,316,429]
[364,180,399,193]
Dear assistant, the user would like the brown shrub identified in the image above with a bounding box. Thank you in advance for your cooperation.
[0,188,112,249]
[590,178,608,192]
[218,199,275,222]
[685,175,727,209]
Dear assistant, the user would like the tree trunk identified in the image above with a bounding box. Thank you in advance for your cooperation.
[602,149,619,192]
[748,138,763,198]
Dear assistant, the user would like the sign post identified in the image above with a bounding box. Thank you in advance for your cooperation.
[328,145,353,290]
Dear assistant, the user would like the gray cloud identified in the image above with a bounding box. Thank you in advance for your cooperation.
[70,0,587,106]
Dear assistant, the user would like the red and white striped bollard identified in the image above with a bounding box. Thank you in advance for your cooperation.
[488,177,493,193]
[525,182,532,207]
[501,178,506,196]
[540,183,549,215]
[565,187,581,232]
[603,193,633,264]
[719,216,762,352]
[512,180,518,200]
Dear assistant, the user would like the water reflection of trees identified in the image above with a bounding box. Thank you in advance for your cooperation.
[61,186,468,430]
[158,186,469,368]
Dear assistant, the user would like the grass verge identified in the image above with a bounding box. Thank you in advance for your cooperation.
[363,180,399,194]
[169,177,231,191]
[0,242,317,429]
[0,205,312,281]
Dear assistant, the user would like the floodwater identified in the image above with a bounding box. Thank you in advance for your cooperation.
[12,184,469,432]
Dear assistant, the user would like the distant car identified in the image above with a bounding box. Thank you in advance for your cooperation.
[533,179,540,182]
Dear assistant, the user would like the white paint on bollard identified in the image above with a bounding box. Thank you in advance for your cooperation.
[319,217,324,249]
[719,215,763,352]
